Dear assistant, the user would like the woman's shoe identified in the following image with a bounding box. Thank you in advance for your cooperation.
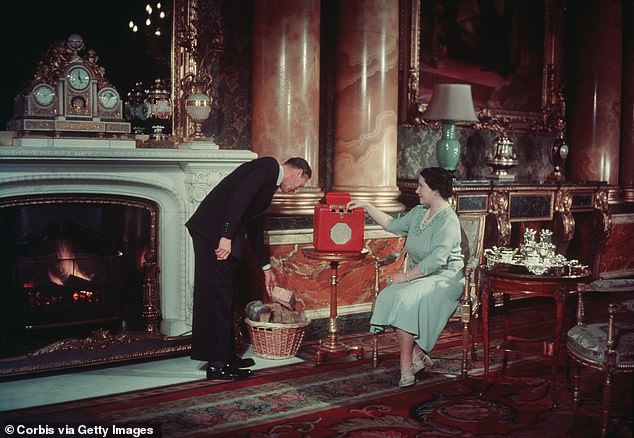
[398,367,416,388]
[412,351,433,375]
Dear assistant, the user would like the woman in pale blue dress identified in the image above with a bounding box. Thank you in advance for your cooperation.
[348,167,464,387]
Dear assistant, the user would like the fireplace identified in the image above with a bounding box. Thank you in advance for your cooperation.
[0,139,257,361]
[0,195,158,356]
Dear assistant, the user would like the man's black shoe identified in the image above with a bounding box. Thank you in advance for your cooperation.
[206,364,252,380]
[230,357,256,368]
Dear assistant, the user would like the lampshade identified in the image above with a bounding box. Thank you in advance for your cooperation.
[423,84,478,122]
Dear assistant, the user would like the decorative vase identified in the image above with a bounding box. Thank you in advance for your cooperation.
[549,132,569,180]
[185,83,212,140]
[146,78,172,139]
[486,134,518,179]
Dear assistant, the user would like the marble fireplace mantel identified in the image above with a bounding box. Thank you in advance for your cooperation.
[0,139,257,336]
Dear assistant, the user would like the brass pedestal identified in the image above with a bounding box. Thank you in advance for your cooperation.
[302,247,367,365]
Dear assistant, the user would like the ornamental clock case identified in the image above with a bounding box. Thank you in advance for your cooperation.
[8,34,131,142]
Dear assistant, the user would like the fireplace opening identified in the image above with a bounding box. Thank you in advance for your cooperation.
[0,195,158,358]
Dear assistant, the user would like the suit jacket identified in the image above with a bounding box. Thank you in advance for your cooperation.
[185,157,280,267]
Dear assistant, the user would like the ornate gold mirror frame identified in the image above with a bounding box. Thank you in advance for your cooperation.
[171,0,196,140]
[171,0,224,142]
[400,0,565,133]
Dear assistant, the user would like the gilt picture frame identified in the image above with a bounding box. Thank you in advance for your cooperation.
[399,0,565,133]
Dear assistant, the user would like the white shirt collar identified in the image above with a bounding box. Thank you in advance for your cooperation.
[276,165,284,186]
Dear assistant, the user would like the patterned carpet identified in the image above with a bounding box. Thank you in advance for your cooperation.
[2,304,632,437]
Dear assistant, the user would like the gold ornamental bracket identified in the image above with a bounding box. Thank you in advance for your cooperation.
[488,190,511,247]
[593,187,612,241]
[552,188,575,253]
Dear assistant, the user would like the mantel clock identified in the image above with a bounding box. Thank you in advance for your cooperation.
[8,34,130,135]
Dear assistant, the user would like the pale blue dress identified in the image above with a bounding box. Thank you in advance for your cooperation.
[370,204,465,352]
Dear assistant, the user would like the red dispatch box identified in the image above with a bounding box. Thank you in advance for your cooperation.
[313,192,365,252]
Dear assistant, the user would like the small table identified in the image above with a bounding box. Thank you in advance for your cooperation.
[478,264,590,407]
[302,247,367,365]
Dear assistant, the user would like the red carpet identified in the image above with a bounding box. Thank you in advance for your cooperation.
[2,304,633,437]
[2,341,632,437]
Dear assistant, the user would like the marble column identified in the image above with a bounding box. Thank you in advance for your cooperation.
[332,0,403,212]
[252,0,323,215]
[567,0,622,189]
[621,0,634,201]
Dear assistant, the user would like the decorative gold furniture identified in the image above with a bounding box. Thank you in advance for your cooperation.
[398,179,611,283]
[479,264,590,407]
[371,211,487,378]
[301,247,366,365]
[567,279,634,438]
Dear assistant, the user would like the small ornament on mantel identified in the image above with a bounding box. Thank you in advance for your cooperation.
[486,133,518,180]
[179,71,218,150]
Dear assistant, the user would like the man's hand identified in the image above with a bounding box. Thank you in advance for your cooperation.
[215,237,232,260]
[264,269,277,298]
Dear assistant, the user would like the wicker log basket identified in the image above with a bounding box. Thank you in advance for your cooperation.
[245,318,308,359]
[245,287,309,359]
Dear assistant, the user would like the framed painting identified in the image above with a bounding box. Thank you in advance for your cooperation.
[399,0,565,133]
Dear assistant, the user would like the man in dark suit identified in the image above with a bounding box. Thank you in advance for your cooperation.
[185,156,312,380]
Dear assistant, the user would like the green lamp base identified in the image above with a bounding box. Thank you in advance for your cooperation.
[435,121,460,171]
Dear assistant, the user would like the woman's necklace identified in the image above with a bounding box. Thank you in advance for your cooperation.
[421,202,450,227]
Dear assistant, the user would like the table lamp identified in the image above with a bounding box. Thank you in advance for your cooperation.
[423,84,478,171]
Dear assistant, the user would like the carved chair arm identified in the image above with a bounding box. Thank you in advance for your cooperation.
[575,282,634,325]
[607,300,634,347]
[373,251,405,299]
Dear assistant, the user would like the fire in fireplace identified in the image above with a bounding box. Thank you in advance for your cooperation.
[13,232,123,329]
[0,195,159,357]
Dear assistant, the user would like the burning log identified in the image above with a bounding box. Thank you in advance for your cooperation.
[64,275,93,289]
[47,239,94,285]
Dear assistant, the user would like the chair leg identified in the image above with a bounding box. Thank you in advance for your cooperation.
[571,362,581,411]
[471,313,479,362]
[372,332,379,368]
[600,370,613,438]
[460,304,470,379]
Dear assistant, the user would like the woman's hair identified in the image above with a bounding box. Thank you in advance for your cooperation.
[284,157,312,179]
[420,167,453,199]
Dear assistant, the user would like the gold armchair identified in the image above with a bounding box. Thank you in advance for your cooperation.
[371,212,486,378]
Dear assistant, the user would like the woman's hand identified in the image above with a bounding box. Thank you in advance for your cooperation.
[388,272,409,285]
[387,268,420,285]
[346,200,368,211]
[347,199,392,228]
